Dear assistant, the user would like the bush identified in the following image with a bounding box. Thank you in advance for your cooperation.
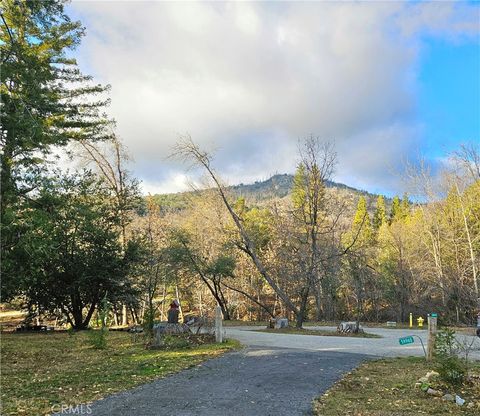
[434,328,465,385]
[435,356,466,386]
[88,328,108,349]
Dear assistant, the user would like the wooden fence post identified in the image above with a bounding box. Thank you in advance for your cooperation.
[427,313,437,361]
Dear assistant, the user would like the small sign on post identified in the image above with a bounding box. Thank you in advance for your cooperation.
[399,336,414,345]
[398,335,427,357]
[215,305,223,343]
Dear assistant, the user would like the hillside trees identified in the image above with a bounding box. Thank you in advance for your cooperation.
[174,136,363,327]
[174,137,300,318]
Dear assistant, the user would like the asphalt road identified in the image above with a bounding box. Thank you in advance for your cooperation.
[86,346,367,416]
[225,326,480,360]
[82,326,479,416]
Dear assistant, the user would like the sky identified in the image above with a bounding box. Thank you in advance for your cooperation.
[67,0,480,196]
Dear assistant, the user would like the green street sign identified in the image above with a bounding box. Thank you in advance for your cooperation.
[399,336,415,345]
[431,313,438,318]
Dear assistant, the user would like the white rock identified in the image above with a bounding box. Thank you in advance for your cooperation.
[425,371,439,380]
[455,395,465,406]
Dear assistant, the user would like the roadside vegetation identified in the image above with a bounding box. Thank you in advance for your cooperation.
[314,356,480,416]
[0,331,239,416]
[253,327,381,338]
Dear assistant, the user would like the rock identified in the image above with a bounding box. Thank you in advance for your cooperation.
[426,388,442,396]
[442,394,454,402]
[467,402,474,409]
[337,321,364,333]
[455,395,465,406]
[274,318,289,329]
[425,371,439,380]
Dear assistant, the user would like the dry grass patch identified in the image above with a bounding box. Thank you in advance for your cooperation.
[313,357,480,415]
[254,327,381,338]
[1,331,239,416]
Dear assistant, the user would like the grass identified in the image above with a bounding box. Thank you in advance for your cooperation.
[313,357,480,415]
[0,331,240,416]
[223,320,268,327]
[253,327,382,338]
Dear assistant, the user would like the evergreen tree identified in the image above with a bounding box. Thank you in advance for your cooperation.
[1,0,111,207]
[7,171,140,329]
[389,196,401,223]
[350,196,374,247]
[1,0,112,297]
[400,193,410,219]
[373,195,387,229]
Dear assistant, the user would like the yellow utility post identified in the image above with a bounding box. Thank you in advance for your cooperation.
[417,316,424,327]
[409,313,413,328]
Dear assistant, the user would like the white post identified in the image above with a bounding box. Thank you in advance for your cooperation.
[215,305,223,343]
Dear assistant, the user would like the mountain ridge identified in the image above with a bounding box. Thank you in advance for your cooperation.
[150,173,389,211]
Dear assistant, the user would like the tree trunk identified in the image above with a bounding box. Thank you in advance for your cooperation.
[295,286,310,328]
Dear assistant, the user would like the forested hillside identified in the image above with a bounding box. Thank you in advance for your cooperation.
[138,139,479,328]
[150,173,385,213]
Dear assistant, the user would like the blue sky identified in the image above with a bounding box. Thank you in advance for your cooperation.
[418,38,479,160]
[68,1,479,196]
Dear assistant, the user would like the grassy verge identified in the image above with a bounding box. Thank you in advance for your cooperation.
[1,331,240,416]
[253,327,381,338]
[223,320,268,327]
[313,357,480,415]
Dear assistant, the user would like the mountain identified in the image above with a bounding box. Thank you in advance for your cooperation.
[150,174,389,212]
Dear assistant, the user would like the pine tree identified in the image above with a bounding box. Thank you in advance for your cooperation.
[400,193,410,219]
[347,196,373,248]
[1,0,113,299]
[373,195,387,229]
[389,196,401,223]
[0,0,112,208]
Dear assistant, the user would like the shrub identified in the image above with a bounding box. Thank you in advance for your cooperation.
[434,329,465,386]
[88,328,108,350]
[88,294,110,349]
[435,356,466,386]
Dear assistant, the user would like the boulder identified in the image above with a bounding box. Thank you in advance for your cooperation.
[337,321,364,333]
[274,318,289,329]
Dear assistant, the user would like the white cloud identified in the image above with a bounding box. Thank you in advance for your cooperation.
[68,0,479,194]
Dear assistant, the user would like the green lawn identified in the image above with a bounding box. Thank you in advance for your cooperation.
[223,320,268,327]
[1,331,239,416]
[313,357,480,415]
[253,327,382,338]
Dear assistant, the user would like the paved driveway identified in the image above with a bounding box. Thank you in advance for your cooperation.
[83,325,479,416]
[86,346,367,416]
[226,326,480,359]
